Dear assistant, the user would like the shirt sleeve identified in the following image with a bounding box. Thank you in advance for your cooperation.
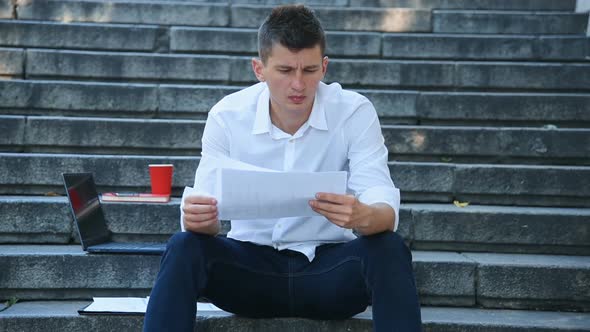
[180,111,230,231]
[345,99,401,231]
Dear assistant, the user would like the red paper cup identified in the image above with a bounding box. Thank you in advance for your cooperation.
[149,164,174,195]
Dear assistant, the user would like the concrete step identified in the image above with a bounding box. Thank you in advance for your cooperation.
[2,80,590,127]
[9,49,590,90]
[235,7,589,35]
[325,59,590,91]
[1,116,204,155]
[2,302,590,332]
[433,10,589,35]
[2,20,588,61]
[15,1,431,33]
[381,34,590,61]
[1,153,589,207]
[405,203,590,255]
[0,48,23,78]
[16,0,231,27]
[232,5,431,32]
[2,196,588,256]
[383,125,590,165]
[0,20,163,52]
[0,245,477,306]
[413,91,590,127]
[171,27,590,61]
[3,115,590,164]
[351,0,578,11]
[0,196,186,244]
[1,245,589,311]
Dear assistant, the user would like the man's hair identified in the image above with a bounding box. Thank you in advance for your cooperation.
[258,5,326,64]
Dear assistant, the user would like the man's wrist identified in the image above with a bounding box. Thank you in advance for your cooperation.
[356,203,394,236]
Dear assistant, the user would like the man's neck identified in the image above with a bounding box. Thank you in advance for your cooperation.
[270,104,312,136]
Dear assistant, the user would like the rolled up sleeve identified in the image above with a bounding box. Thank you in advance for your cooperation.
[345,100,400,231]
[180,111,230,231]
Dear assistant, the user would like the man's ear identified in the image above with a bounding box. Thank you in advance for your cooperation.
[252,58,265,82]
[321,56,329,77]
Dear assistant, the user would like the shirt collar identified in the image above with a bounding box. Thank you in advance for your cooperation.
[251,84,328,135]
[308,89,328,131]
[252,86,272,135]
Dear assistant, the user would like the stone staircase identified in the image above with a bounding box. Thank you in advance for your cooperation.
[1,0,589,331]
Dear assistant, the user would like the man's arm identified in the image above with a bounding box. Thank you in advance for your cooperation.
[312,97,400,234]
[180,110,229,235]
[310,193,395,236]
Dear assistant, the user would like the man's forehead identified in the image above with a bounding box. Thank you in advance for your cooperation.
[266,44,324,66]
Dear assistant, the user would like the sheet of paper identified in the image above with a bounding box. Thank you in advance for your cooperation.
[80,297,224,315]
[217,169,347,220]
[83,297,148,313]
[197,302,223,311]
[184,154,278,198]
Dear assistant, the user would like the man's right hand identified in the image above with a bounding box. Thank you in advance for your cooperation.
[182,195,220,235]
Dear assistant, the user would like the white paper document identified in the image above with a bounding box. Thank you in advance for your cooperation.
[79,297,223,315]
[81,297,149,314]
[197,302,223,311]
[216,168,348,220]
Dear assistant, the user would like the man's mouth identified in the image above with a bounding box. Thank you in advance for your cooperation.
[289,96,305,104]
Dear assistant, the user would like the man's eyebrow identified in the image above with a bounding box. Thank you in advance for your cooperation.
[274,64,321,70]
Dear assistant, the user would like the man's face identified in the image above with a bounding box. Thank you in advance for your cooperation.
[252,43,328,118]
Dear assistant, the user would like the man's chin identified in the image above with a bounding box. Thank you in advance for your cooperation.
[287,105,312,114]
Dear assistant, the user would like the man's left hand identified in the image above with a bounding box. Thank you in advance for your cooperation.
[309,193,372,230]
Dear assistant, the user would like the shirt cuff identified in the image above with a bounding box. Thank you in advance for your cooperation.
[357,186,401,232]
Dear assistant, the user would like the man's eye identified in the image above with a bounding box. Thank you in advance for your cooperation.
[278,69,291,73]
[304,69,318,73]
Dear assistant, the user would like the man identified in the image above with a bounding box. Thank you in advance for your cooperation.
[144,5,421,331]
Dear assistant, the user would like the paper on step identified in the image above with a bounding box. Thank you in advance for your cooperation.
[79,297,224,315]
[197,302,223,311]
[80,297,148,314]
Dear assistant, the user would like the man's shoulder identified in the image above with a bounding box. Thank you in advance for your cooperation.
[320,82,370,106]
[320,82,373,119]
[210,83,265,116]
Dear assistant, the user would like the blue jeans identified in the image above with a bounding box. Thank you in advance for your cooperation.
[143,231,422,331]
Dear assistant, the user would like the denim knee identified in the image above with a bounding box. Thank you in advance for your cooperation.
[165,232,208,260]
[361,231,411,261]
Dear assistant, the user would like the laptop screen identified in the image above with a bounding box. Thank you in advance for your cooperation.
[62,173,110,249]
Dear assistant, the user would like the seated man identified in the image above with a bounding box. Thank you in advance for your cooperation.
[144,4,422,332]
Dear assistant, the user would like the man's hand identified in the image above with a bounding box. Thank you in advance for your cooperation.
[309,193,395,236]
[182,195,220,236]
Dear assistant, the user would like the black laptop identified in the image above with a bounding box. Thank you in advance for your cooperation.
[62,172,166,255]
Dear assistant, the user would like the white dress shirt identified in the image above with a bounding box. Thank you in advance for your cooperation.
[181,81,400,261]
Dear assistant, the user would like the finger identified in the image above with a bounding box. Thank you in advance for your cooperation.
[185,211,218,223]
[183,203,217,215]
[315,192,355,205]
[184,217,217,232]
[184,195,217,205]
[312,208,350,228]
[310,200,352,215]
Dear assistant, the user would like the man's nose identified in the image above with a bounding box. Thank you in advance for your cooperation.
[291,72,304,91]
